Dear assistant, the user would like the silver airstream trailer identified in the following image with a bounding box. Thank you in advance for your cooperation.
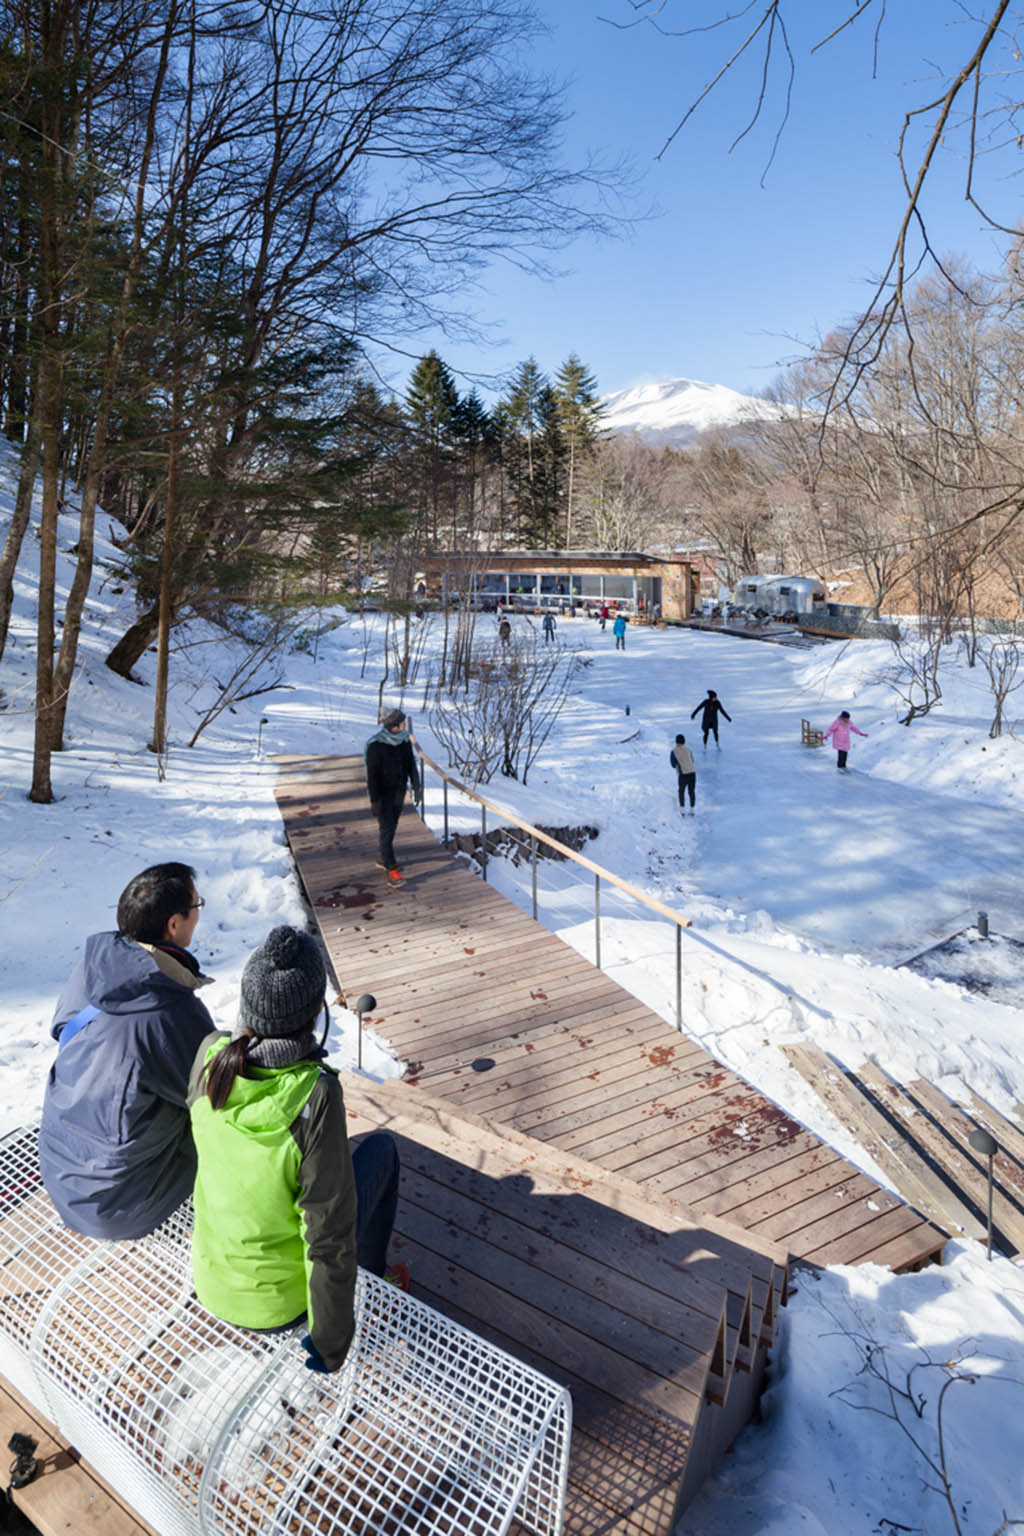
[732,575,781,610]
[732,574,826,618]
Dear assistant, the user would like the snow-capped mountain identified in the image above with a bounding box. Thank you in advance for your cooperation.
[600,376,779,446]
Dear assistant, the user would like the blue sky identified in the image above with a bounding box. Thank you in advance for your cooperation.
[380,2,1015,405]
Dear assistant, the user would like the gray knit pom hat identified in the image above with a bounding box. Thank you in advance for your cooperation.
[239,925,326,1036]
[379,706,406,729]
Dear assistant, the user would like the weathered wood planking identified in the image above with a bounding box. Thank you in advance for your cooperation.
[0,1373,159,1536]
[343,1075,787,1533]
[275,755,944,1271]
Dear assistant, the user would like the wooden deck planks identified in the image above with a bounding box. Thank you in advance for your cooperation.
[342,1075,787,1534]
[0,1374,158,1536]
[276,755,943,1273]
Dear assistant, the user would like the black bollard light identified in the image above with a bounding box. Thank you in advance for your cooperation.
[968,1126,999,1260]
[354,993,376,1072]
[257,716,269,756]
[977,910,989,939]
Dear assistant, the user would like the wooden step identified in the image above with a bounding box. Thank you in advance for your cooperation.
[781,1044,969,1243]
[343,1073,788,1531]
[0,1373,157,1536]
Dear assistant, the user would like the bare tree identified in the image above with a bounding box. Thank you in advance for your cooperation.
[576,433,677,551]
[429,628,580,785]
[981,637,1024,737]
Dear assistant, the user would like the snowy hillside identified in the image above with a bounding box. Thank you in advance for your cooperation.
[2,435,1024,1535]
[600,375,780,445]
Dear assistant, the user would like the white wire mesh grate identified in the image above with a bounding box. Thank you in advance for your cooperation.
[0,1124,571,1536]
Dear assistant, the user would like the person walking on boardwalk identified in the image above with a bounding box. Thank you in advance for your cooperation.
[188,925,407,1376]
[364,707,420,884]
[612,612,628,650]
[690,689,731,748]
[823,709,868,772]
[670,734,696,812]
[39,862,215,1240]
[542,611,556,643]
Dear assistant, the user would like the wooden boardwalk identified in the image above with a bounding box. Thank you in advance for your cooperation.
[343,1074,787,1534]
[276,755,942,1273]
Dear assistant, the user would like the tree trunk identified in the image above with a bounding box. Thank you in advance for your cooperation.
[105,604,161,678]
[0,403,42,663]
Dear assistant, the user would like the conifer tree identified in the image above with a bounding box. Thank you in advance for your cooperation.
[404,350,460,544]
[501,358,563,546]
[554,354,604,547]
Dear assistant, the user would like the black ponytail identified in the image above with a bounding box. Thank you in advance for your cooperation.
[203,1037,253,1110]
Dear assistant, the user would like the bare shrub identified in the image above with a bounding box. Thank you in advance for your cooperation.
[429,628,580,786]
[982,638,1024,739]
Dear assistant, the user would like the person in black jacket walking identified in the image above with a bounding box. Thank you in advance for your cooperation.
[690,689,732,748]
[364,708,421,883]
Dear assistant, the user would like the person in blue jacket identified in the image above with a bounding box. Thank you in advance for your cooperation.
[39,861,215,1240]
[612,612,628,650]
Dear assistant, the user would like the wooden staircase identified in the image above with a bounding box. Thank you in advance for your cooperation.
[343,1073,789,1532]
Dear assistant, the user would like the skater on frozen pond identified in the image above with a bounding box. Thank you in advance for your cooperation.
[823,710,868,771]
[690,689,731,747]
[188,925,406,1374]
[542,611,556,643]
[365,707,420,884]
[670,734,696,811]
[613,612,628,650]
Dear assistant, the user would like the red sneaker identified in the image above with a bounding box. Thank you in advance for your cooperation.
[387,867,404,884]
[383,1262,411,1292]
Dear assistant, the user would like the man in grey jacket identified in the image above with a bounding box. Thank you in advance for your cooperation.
[39,862,215,1239]
[670,733,696,811]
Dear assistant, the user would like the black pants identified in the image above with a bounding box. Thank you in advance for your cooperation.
[837,749,848,770]
[702,725,717,745]
[375,794,404,868]
[676,772,696,808]
[615,634,625,649]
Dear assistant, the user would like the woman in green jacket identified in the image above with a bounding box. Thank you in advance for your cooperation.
[188,925,404,1373]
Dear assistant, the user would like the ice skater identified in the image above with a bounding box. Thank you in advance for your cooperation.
[690,689,731,747]
[542,611,556,643]
[823,710,868,771]
[670,734,696,812]
[613,612,628,650]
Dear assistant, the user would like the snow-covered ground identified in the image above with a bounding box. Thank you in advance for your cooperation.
[2,447,1022,1533]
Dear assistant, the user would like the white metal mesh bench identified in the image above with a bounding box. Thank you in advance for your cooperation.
[0,1124,571,1536]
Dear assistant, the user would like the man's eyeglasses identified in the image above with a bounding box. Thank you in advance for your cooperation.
[189,898,206,911]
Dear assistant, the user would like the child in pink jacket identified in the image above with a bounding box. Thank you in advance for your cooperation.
[823,710,867,771]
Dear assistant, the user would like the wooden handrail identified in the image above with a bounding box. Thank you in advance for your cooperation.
[413,738,692,932]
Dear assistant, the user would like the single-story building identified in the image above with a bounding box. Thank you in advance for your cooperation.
[419,551,698,620]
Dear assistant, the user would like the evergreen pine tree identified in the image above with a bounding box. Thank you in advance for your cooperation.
[501,358,563,546]
[554,354,604,547]
[404,350,460,545]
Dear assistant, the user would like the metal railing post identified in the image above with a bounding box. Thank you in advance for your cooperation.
[675,924,682,1032]
[594,873,601,969]
[481,805,488,882]
[418,753,425,810]
[531,835,538,921]
[443,779,449,845]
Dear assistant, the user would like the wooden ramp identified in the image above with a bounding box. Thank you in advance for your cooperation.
[784,1045,1024,1255]
[276,755,942,1274]
[345,1074,787,1534]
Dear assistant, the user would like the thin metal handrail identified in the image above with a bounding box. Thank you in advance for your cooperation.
[415,742,692,932]
[414,739,690,1029]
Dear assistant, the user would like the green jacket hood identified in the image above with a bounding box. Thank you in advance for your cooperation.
[200,1040,333,1133]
